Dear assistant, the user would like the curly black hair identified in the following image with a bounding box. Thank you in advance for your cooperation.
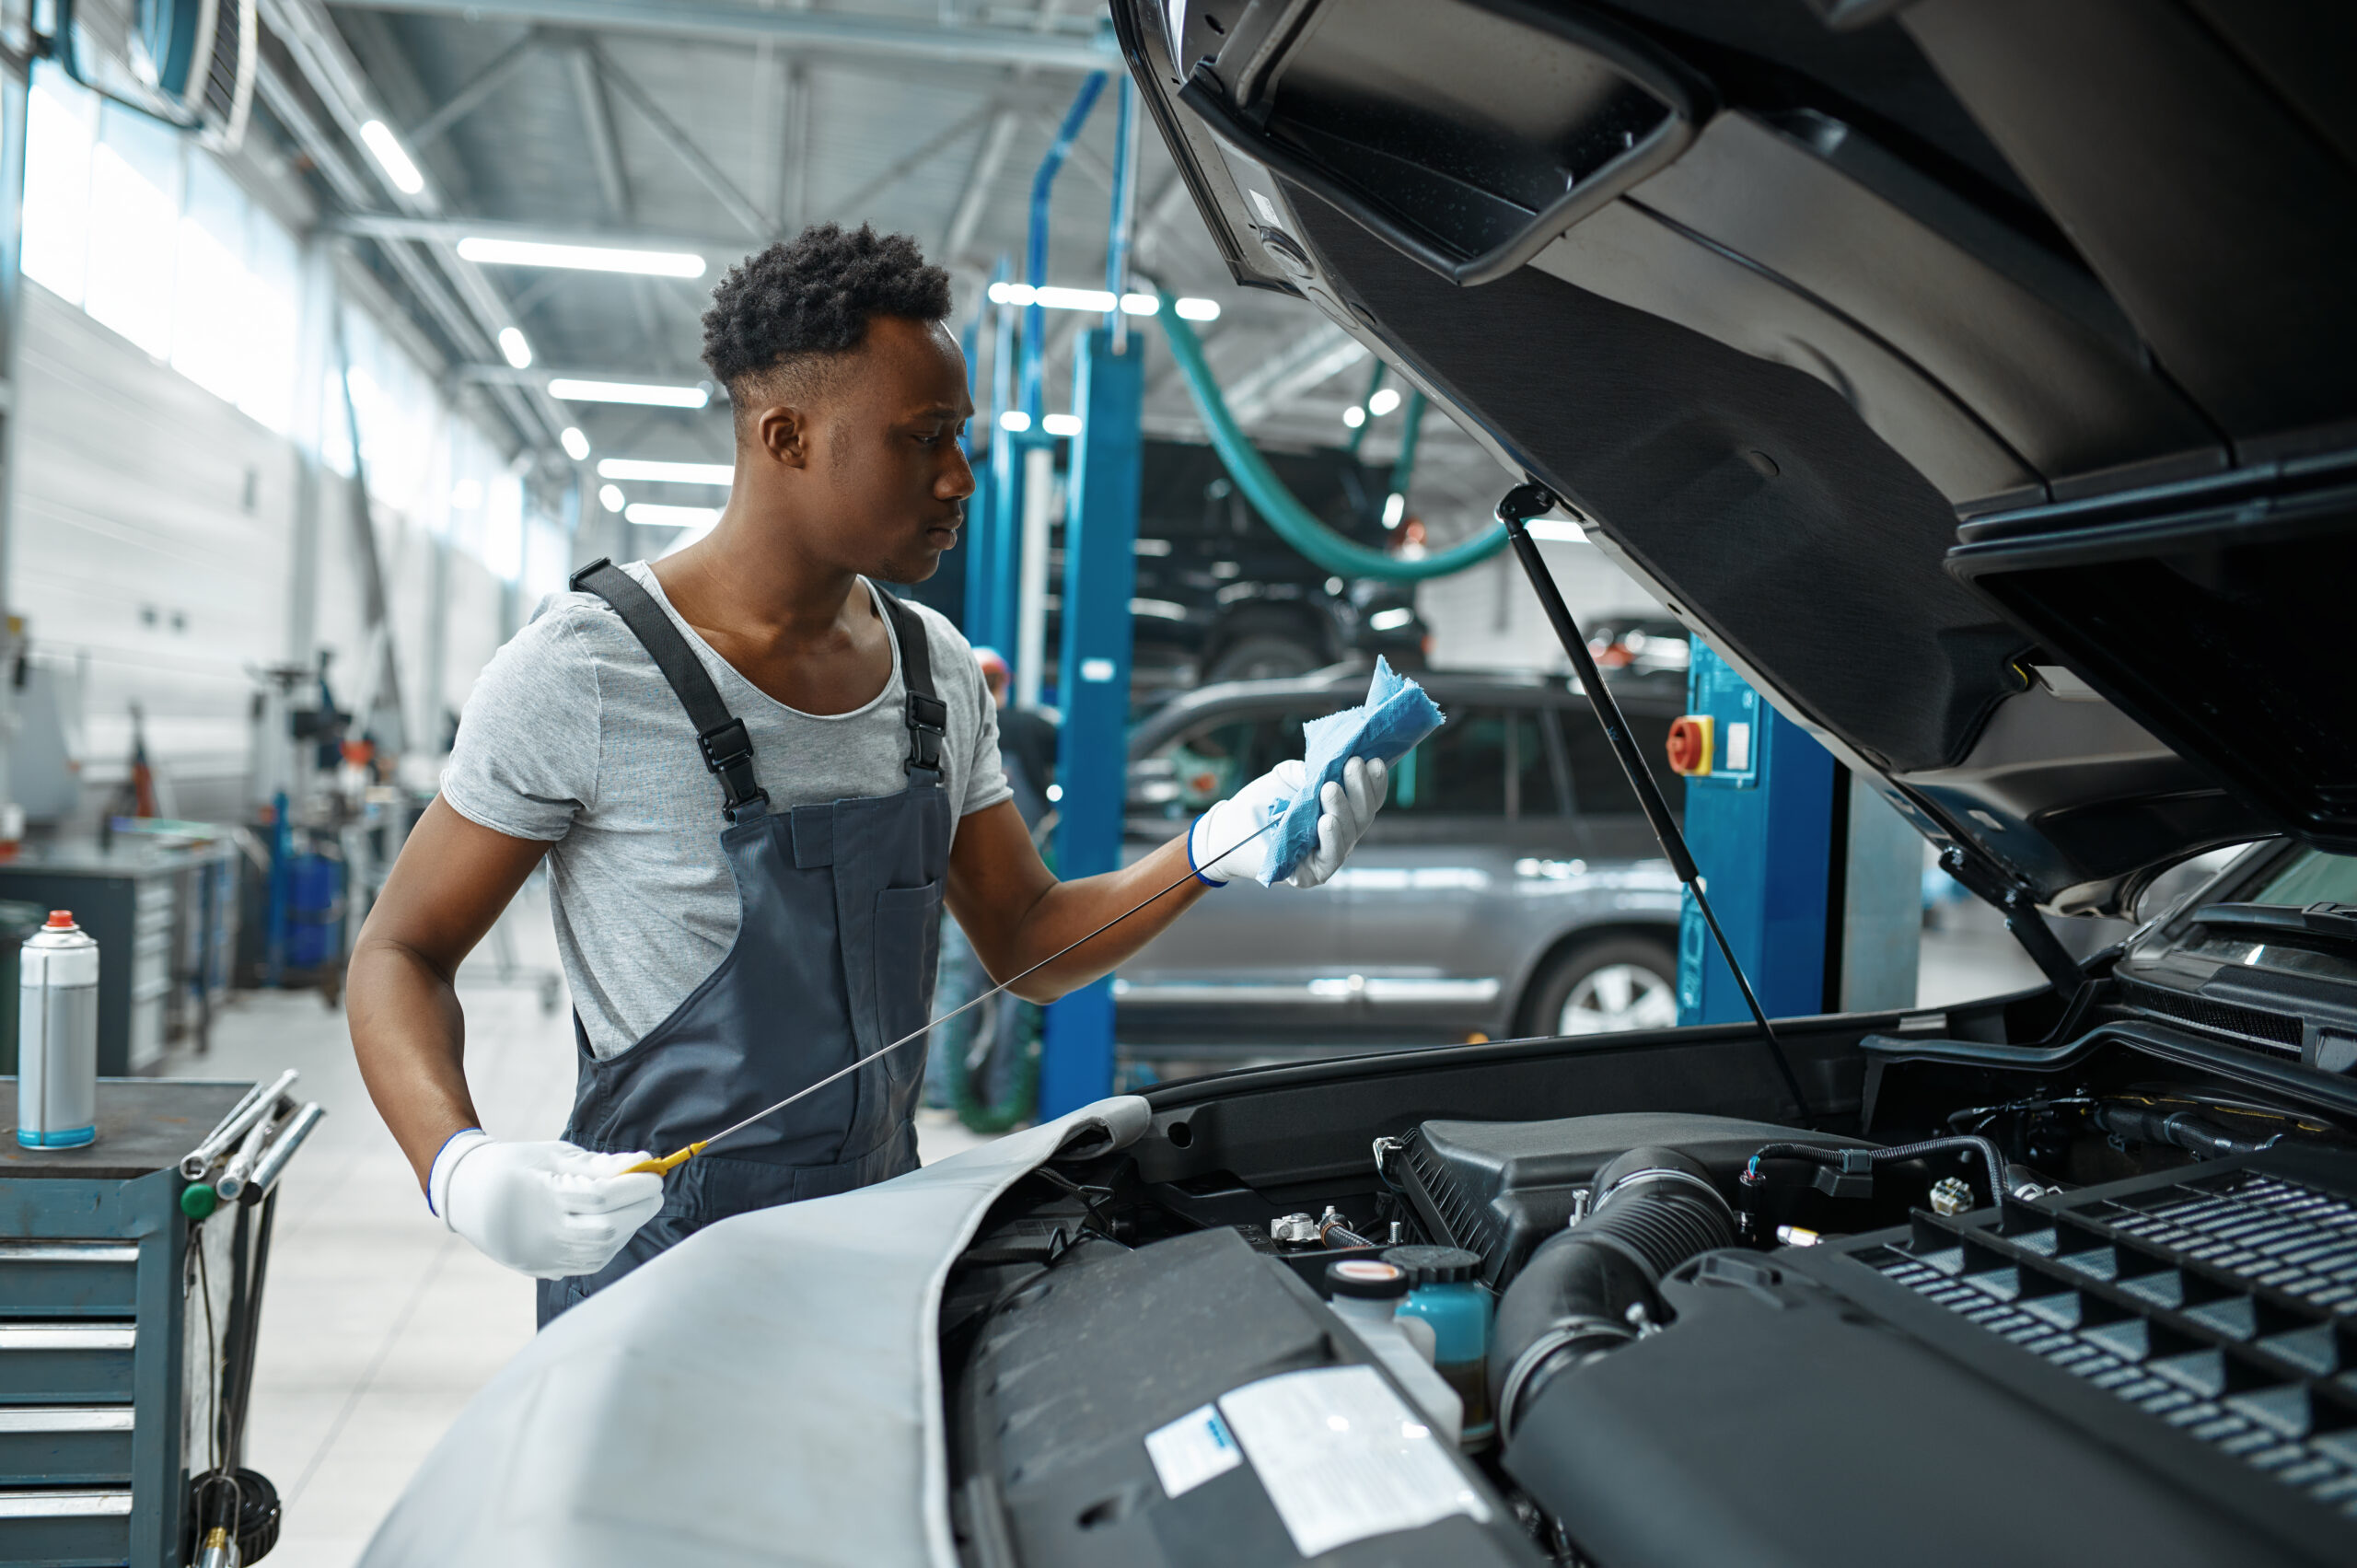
[701,224,952,405]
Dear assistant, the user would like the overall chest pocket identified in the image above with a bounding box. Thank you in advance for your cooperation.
[873,882,946,1082]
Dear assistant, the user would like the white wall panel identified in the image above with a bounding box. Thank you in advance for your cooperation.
[12,285,298,819]
[8,284,520,824]
[1417,536,1652,673]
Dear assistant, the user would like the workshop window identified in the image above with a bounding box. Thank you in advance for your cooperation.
[1562,711,1678,816]
[1141,710,1312,815]
[1388,708,1507,816]
[1512,711,1565,816]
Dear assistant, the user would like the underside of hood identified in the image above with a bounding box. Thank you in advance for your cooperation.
[1120,0,2357,914]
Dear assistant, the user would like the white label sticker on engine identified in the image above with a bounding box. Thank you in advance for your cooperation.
[1216,1365,1490,1559]
[1144,1403,1242,1499]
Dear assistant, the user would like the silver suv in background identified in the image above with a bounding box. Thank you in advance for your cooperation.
[1117,666,1685,1060]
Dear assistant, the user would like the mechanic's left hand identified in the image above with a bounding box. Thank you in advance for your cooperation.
[1190,755,1389,889]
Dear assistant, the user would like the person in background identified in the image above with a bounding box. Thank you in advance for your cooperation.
[973,645,1059,829]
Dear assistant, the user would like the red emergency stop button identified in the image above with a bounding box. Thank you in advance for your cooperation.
[1666,714,1713,776]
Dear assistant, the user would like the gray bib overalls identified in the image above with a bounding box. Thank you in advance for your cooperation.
[539,561,953,1325]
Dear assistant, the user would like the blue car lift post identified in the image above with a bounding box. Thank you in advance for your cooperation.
[1039,77,1144,1119]
[970,72,1106,675]
[1675,642,1923,1025]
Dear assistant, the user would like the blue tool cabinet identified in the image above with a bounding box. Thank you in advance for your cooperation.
[0,1079,252,1567]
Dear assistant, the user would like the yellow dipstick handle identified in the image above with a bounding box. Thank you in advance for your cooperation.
[622,1141,704,1176]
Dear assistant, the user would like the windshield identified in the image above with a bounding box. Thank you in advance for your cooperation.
[2165,848,2357,984]
[2244,848,2357,908]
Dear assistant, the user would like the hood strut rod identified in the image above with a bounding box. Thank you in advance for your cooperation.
[1494,482,1813,1124]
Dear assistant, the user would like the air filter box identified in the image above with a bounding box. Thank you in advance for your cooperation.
[1393,1112,1867,1286]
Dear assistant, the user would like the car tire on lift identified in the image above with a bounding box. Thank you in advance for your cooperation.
[1516,935,1680,1040]
[1203,633,1325,683]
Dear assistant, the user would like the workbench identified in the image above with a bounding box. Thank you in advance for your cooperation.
[0,843,240,1076]
[0,1078,265,1567]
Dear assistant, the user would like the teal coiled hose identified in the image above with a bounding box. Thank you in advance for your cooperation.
[1155,293,1509,583]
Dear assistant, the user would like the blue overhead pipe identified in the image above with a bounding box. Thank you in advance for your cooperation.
[965,256,1008,645]
[1021,72,1109,423]
[981,255,1021,654]
[1104,77,1138,343]
[1156,294,1509,581]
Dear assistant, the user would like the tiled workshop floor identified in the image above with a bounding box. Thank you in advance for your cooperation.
[160,889,991,1568]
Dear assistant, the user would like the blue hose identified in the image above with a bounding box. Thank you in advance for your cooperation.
[1155,295,1507,582]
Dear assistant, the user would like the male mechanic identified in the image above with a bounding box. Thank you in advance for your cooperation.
[347,226,1390,1322]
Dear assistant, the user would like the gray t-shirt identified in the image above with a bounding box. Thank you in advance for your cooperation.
[442,562,1010,1059]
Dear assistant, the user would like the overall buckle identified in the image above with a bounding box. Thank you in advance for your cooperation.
[905,693,947,773]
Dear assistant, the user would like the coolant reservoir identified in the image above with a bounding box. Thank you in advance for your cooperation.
[1325,1259,1465,1446]
[1386,1246,1494,1446]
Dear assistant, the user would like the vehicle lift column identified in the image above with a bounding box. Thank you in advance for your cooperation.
[1039,79,1142,1119]
[1672,642,1921,1024]
[1039,326,1145,1117]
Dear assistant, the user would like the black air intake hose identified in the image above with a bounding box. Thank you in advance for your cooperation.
[2092,1103,2282,1159]
[1489,1146,1735,1441]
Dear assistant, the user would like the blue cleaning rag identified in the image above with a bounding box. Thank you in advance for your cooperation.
[1260,657,1446,885]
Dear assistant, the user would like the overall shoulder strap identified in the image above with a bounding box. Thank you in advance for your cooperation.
[569,559,767,819]
[871,585,947,777]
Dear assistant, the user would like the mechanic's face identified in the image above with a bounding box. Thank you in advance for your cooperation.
[781,315,975,584]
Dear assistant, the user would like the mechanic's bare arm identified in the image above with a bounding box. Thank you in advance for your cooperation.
[945,800,1213,1004]
[348,797,551,1190]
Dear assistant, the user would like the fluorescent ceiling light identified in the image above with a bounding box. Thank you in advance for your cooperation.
[497,328,533,369]
[456,237,705,278]
[1341,405,1365,429]
[1368,387,1402,416]
[1381,492,1406,528]
[626,503,721,529]
[549,378,711,409]
[1041,412,1082,436]
[598,483,626,513]
[998,410,1031,433]
[597,458,733,485]
[985,282,1219,320]
[359,121,425,196]
[1370,606,1416,632]
[559,426,590,461]
[1524,518,1590,544]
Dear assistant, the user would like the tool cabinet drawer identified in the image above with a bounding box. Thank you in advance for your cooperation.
[0,1408,134,1486]
[0,1486,133,1563]
[0,1325,134,1405]
[0,1245,140,1318]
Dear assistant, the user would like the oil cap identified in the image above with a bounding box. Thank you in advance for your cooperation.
[1326,1259,1409,1300]
[1382,1246,1480,1284]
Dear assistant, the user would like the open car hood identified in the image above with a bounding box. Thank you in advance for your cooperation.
[1120,0,2357,915]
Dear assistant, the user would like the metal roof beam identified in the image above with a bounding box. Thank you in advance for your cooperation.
[328,0,1118,72]
[591,43,774,240]
[409,27,543,149]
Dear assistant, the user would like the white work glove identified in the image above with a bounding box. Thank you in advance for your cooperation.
[1189,756,1389,889]
[428,1131,666,1280]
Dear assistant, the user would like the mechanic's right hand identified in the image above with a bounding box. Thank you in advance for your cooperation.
[428,1132,666,1279]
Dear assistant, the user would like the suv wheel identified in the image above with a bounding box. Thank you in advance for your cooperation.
[1204,633,1323,682]
[1519,936,1679,1038]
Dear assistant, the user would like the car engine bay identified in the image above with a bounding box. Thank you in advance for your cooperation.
[941,854,2357,1566]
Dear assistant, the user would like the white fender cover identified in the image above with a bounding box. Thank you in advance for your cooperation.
[362,1097,1154,1568]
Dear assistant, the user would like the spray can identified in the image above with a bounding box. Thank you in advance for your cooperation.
[18,912,99,1149]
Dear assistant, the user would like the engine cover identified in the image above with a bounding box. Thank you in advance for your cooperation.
[1504,1147,2357,1567]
